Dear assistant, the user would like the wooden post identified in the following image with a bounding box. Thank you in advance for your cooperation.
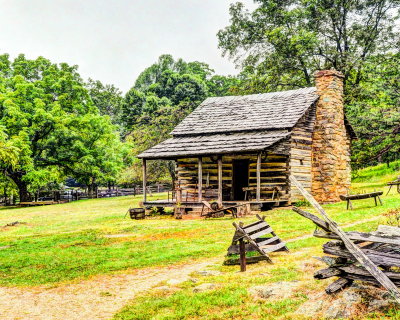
[218,156,223,206]
[198,157,203,202]
[239,238,246,272]
[289,175,400,304]
[256,152,261,202]
[142,159,147,203]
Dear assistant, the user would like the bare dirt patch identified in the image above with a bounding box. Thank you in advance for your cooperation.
[0,258,219,320]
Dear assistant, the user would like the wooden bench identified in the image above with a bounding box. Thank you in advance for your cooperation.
[340,191,383,210]
[19,201,59,207]
[242,185,282,201]
[387,180,400,195]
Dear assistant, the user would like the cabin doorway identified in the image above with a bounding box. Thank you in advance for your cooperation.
[232,159,249,200]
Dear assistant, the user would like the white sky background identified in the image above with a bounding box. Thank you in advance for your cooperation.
[0,0,257,92]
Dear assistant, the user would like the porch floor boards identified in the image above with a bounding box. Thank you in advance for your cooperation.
[143,199,289,208]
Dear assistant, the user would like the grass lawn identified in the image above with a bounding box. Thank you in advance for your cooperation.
[0,165,400,287]
[0,162,399,318]
[112,163,400,320]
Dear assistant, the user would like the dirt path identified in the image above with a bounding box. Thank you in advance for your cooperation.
[0,258,219,320]
[0,215,381,320]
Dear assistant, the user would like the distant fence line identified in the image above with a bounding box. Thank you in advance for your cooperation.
[0,184,171,206]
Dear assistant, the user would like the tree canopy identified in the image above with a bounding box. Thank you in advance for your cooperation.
[218,0,400,92]
[348,54,400,167]
[0,54,124,201]
[218,0,400,165]
[86,78,123,127]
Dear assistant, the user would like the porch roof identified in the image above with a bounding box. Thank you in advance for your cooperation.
[137,130,290,159]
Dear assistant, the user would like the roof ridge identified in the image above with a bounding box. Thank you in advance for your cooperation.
[204,87,316,102]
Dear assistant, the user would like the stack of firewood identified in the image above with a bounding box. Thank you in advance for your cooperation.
[293,207,400,294]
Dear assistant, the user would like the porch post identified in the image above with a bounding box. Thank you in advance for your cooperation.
[142,159,147,203]
[218,156,223,206]
[256,152,261,202]
[198,157,203,202]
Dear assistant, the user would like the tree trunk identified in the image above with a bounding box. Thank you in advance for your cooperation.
[8,172,31,202]
[88,185,94,198]
[3,187,7,206]
[87,177,97,199]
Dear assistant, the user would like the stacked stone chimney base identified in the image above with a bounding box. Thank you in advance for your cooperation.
[311,70,351,203]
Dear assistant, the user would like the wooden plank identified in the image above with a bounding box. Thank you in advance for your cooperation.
[338,265,400,281]
[323,243,400,267]
[314,229,400,246]
[314,268,342,279]
[326,278,353,294]
[290,175,400,303]
[243,221,269,233]
[241,219,264,229]
[249,227,273,240]
[261,241,287,252]
[198,157,202,202]
[257,236,279,246]
[218,156,222,206]
[292,207,333,232]
[142,159,147,203]
[256,152,261,202]
[239,238,246,272]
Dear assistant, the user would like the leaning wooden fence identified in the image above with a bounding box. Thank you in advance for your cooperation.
[289,175,400,304]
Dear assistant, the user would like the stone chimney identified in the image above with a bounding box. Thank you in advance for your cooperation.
[311,70,351,203]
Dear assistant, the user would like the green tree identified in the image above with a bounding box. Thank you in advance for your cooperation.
[348,54,400,167]
[0,54,123,201]
[218,0,400,92]
[127,104,187,185]
[65,114,125,197]
[122,55,211,130]
[133,54,213,91]
[86,78,123,126]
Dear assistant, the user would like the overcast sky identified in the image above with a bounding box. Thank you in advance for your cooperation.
[0,0,256,92]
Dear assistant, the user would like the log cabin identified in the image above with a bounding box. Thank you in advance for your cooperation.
[138,70,356,215]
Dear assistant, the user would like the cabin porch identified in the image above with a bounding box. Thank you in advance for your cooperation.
[141,151,291,216]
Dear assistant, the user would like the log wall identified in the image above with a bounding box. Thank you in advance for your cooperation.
[176,152,290,202]
[289,104,316,202]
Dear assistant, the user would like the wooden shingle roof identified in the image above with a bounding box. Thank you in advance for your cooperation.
[138,87,321,159]
[137,131,290,159]
[171,87,318,136]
